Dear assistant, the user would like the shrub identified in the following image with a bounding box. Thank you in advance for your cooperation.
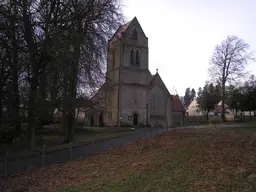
[209,116,222,124]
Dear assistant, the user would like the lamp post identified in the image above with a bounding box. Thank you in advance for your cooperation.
[118,115,122,128]
[146,104,148,126]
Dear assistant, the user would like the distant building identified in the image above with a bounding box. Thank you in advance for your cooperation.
[171,95,186,126]
[187,100,229,116]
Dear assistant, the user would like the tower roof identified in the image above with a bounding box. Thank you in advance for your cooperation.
[109,17,146,43]
[109,20,131,42]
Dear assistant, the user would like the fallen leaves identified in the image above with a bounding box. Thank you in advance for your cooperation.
[0,127,256,192]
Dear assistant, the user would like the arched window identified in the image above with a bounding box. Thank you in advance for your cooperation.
[130,49,134,65]
[112,51,115,68]
[132,28,138,40]
[150,95,156,115]
[107,90,113,104]
[135,50,140,65]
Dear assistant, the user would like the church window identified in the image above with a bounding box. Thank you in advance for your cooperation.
[111,90,114,104]
[135,49,140,65]
[107,90,113,105]
[149,86,166,116]
[107,92,110,104]
[108,111,112,121]
[132,28,138,40]
[112,51,115,68]
[130,49,134,65]
[150,95,156,115]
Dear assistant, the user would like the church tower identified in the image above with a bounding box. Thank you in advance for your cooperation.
[104,17,152,126]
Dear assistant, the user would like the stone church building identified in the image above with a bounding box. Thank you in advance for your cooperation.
[85,17,185,127]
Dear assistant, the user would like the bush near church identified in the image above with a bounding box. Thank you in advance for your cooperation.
[209,116,222,124]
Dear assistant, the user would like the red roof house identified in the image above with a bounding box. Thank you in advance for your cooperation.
[171,95,185,126]
[171,95,185,112]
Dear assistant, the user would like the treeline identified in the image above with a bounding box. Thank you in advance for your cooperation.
[182,83,221,117]
[183,75,256,119]
[0,0,124,148]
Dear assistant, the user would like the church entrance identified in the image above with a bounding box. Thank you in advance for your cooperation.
[133,112,139,126]
[99,113,104,127]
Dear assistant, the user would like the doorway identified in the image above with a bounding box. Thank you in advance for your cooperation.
[90,114,94,127]
[133,112,139,126]
[99,113,104,127]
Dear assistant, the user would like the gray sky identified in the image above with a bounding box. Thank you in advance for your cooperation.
[123,0,256,96]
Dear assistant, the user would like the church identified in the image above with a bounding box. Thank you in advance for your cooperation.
[85,17,185,127]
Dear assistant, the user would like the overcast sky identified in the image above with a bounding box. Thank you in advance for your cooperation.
[122,0,256,96]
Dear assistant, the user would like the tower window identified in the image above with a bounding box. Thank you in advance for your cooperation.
[132,29,138,40]
[130,49,134,65]
[108,111,112,121]
[135,49,140,65]
[112,51,115,68]
[107,90,113,104]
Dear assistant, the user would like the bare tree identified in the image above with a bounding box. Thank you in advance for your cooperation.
[0,1,24,135]
[209,35,255,121]
[60,0,123,143]
[0,0,124,149]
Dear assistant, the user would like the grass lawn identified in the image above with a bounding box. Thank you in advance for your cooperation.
[1,125,256,192]
[0,126,134,158]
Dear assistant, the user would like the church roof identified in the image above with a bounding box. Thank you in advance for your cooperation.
[109,20,131,42]
[171,95,185,112]
[109,16,147,43]
[149,71,172,97]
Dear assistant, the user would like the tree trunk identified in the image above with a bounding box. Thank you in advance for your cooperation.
[65,58,79,143]
[0,91,2,126]
[38,66,47,130]
[64,20,82,143]
[22,0,40,149]
[11,34,21,137]
[50,71,59,122]
[27,76,38,149]
[221,83,225,122]
[12,77,21,137]
[206,111,209,120]
[61,69,69,136]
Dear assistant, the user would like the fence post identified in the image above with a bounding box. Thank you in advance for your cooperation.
[252,182,256,192]
[70,142,73,160]
[42,144,45,167]
[5,150,8,177]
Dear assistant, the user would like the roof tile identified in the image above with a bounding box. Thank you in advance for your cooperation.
[110,21,131,42]
[171,95,185,112]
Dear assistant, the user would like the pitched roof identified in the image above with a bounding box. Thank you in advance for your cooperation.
[217,104,230,113]
[149,72,172,97]
[109,16,147,43]
[109,21,131,42]
[171,95,186,112]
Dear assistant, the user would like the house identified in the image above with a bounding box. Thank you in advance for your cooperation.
[186,99,214,116]
[187,100,229,116]
[53,97,93,122]
[171,95,186,126]
[215,101,231,115]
